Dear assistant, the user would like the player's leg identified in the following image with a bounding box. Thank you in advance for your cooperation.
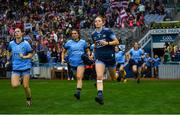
[132,64,140,83]
[108,67,116,81]
[154,66,158,78]
[22,70,32,107]
[74,65,85,100]
[137,65,142,83]
[116,63,121,82]
[95,61,105,105]
[120,65,127,82]
[11,71,21,88]
[141,63,146,77]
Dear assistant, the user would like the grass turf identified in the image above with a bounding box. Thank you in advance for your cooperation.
[0,79,180,114]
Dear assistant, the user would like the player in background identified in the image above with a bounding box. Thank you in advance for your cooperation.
[61,29,91,100]
[129,42,144,83]
[115,46,127,82]
[142,53,153,78]
[153,54,161,78]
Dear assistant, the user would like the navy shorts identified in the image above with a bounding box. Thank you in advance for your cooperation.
[12,69,31,77]
[116,63,125,70]
[95,53,116,68]
[129,59,143,68]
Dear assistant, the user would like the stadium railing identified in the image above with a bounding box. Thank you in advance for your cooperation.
[159,62,180,79]
[31,63,68,79]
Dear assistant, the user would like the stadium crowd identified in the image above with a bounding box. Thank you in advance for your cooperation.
[0,0,178,79]
[163,42,180,63]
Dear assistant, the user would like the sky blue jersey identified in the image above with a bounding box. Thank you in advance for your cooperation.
[144,57,152,67]
[115,51,125,64]
[8,39,33,71]
[91,28,116,60]
[129,48,144,63]
[64,39,87,67]
[153,57,161,67]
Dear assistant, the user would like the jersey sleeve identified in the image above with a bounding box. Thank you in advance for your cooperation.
[91,32,95,42]
[7,42,12,52]
[84,40,88,49]
[129,49,133,56]
[109,29,116,40]
[64,41,69,50]
[140,49,144,55]
[25,42,33,53]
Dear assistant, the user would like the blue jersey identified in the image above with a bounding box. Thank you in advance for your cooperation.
[153,57,161,67]
[91,28,116,60]
[90,44,95,52]
[129,48,144,63]
[115,51,125,64]
[8,39,33,71]
[64,39,87,67]
[144,57,152,67]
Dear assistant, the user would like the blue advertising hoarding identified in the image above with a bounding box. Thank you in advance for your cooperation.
[152,34,177,43]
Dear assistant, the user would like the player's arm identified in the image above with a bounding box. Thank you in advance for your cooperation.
[86,48,93,60]
[86,48,91,57]
[19,52,33,59]
[61,48,67,63]
[127,49,133,59]
[141,49,144,57]
[108,38,119,46]
[107,30,119,46]
[5,44,12,66]
[5,51,12,66]
[19,43,33,59]
[6,51,11,61]
[99,37,119,46]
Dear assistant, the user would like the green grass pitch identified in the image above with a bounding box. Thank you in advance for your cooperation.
[0,79,180,114]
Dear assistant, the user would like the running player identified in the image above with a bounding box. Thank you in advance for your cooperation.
[6,28,33,106]
[91,16,119,105]
[61,29,91,100]
[115,46,126,82]
[129,42,144,83]
[153,54,161,78]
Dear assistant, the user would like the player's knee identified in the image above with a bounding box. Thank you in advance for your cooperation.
[120,68,124,72]
[133,67,138,72]
[76,76,82,80]
[23,84,29,89]
[96,75,103,80]
[11,83,19,88]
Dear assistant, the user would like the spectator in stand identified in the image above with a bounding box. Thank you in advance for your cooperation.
[0,0,170,68]
[173,46,180,61]
[51,47,58,63]
[163,49,171,63]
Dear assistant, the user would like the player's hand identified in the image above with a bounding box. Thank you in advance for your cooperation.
[99,40,108,46]
[88,55,94,60]
[5,61,10,68]
[61,60,65,65]
[19,53,24,58]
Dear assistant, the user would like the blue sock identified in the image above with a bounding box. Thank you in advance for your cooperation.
[97,90,103,97]
[76,88,81,95]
